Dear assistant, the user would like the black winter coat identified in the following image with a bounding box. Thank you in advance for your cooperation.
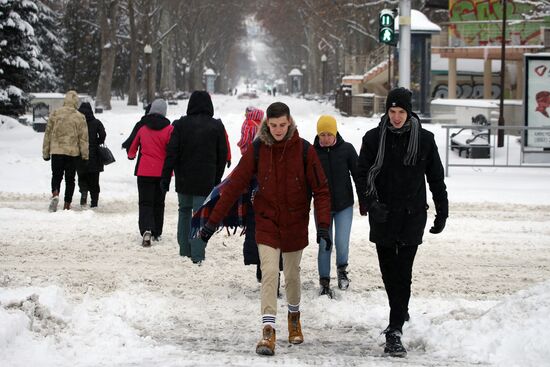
[161,91,228,196]
[356,115,448,247]
[78,103,106,172]
[314,133,358,212]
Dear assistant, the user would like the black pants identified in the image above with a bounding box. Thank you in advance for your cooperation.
[51,154,78,203]
[77,170,101,194]
[137,176,166,238]
[376,243,418,332]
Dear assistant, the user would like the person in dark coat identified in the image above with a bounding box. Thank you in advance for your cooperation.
[198,102,332,356]
[160,91,228,264]
[76,102,106,208]
[356,87,448,358]
[121,103,151,153]
[313,115,358,298]
[128,99,173,246]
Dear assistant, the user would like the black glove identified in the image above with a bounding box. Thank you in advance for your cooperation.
[317,227,332,251]
[429,216,446,234]
[226,160,231,168]
[368,199,389,223]
[43,156,50,161]
[160,178,170,193]
[199,222,216,243]
[359,200,368,216]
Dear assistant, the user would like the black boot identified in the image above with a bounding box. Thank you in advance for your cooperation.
[80,191,88,206]
[384,328,407,357]
[319,277,334,299]
[337,265,350,290]
[90,192,99,208]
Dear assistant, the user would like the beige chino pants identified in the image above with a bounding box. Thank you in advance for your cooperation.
[258,244,303,316]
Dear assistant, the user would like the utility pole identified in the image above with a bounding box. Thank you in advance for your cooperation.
[399,0,411,89]
[497,0,507,147]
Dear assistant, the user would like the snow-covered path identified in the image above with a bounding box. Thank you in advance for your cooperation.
[1,95,550,366]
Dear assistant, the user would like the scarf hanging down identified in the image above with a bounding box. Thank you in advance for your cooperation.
[366,114,420,199]
[190,175,258,239]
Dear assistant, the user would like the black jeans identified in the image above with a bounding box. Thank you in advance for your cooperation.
[376,243,418,332]
[51,154,78,203]
[77,159,101,194]
[137,176,166,238]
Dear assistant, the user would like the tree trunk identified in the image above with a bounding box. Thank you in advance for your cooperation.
[95,0,118,110]
[127,0,138,105]
[159,7,176,95]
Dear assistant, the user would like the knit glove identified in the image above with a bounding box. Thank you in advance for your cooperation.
[429,216,446,234]
[159,177,170,193]
[317,227,332,251]
[199,222,216,244]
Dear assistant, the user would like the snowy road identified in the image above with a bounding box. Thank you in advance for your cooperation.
[1,192,549,366]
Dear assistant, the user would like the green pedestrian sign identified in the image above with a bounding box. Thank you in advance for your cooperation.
[379,9,397,46]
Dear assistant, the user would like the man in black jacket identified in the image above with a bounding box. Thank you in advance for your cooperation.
[356,87,448,357]
[161,91,228,264]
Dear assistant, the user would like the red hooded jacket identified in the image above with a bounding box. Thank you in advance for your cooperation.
[208,121,331,252]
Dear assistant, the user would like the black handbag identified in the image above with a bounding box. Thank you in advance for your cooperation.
[98,144,115,165]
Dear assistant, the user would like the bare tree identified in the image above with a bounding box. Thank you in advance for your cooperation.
[95,0,119,110]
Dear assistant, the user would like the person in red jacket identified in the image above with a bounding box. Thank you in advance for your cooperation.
[128,99,173,246]
[199,102,331,356]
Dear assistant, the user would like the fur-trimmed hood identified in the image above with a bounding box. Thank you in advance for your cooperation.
[257,116,297,146]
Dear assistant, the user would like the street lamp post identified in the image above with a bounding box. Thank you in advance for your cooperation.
[144,44,153,106]
[181,57,187,91]
[301,63,307,94]
[321,54,327,95]
[497,0,507,147]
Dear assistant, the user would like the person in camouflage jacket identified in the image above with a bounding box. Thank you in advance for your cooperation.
[42,90,89,211]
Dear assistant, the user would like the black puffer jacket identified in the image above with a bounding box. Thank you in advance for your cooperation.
[161,91,228,196]
[78,103,106,172]
[314,133,358,212]
[356,114,448,247]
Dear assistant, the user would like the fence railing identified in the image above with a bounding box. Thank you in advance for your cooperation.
[442,125,550,176]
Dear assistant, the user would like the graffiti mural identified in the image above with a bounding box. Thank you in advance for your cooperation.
[432,82,501,99]
[449,0,545,46]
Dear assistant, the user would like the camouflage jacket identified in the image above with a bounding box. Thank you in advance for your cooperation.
[42,91,89,160]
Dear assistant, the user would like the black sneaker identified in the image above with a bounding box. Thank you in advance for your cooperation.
[337,265,350,290]
[384,328,407,357]
[142,231,152,247]
[319,277,334,299]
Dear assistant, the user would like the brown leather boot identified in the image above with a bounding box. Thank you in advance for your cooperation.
[288,311,304,344]
[255,325,276,356]
[63,202,71,210]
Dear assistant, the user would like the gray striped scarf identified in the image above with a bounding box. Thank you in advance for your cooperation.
[366,114,420,199]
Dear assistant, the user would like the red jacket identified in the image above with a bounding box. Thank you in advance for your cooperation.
[208,123,331,252]
[128,115,173,177]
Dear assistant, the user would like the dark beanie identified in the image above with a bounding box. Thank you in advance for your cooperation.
[386,87,412,116]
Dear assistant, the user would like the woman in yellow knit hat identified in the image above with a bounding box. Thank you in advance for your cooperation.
[313,115,359,298]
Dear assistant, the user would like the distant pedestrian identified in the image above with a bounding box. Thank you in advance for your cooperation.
[127,99,173,247]
[76,102,106,208]
[356,87,448,357]
[160,91,228,264]
[313,115,358,298]
[42,90,89,211]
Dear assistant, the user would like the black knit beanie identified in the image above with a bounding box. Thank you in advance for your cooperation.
[386,87,412,117]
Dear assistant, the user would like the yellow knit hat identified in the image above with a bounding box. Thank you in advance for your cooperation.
[317,115,337,136]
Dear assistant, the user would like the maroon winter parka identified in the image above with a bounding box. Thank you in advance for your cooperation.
[208,120,331,252]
